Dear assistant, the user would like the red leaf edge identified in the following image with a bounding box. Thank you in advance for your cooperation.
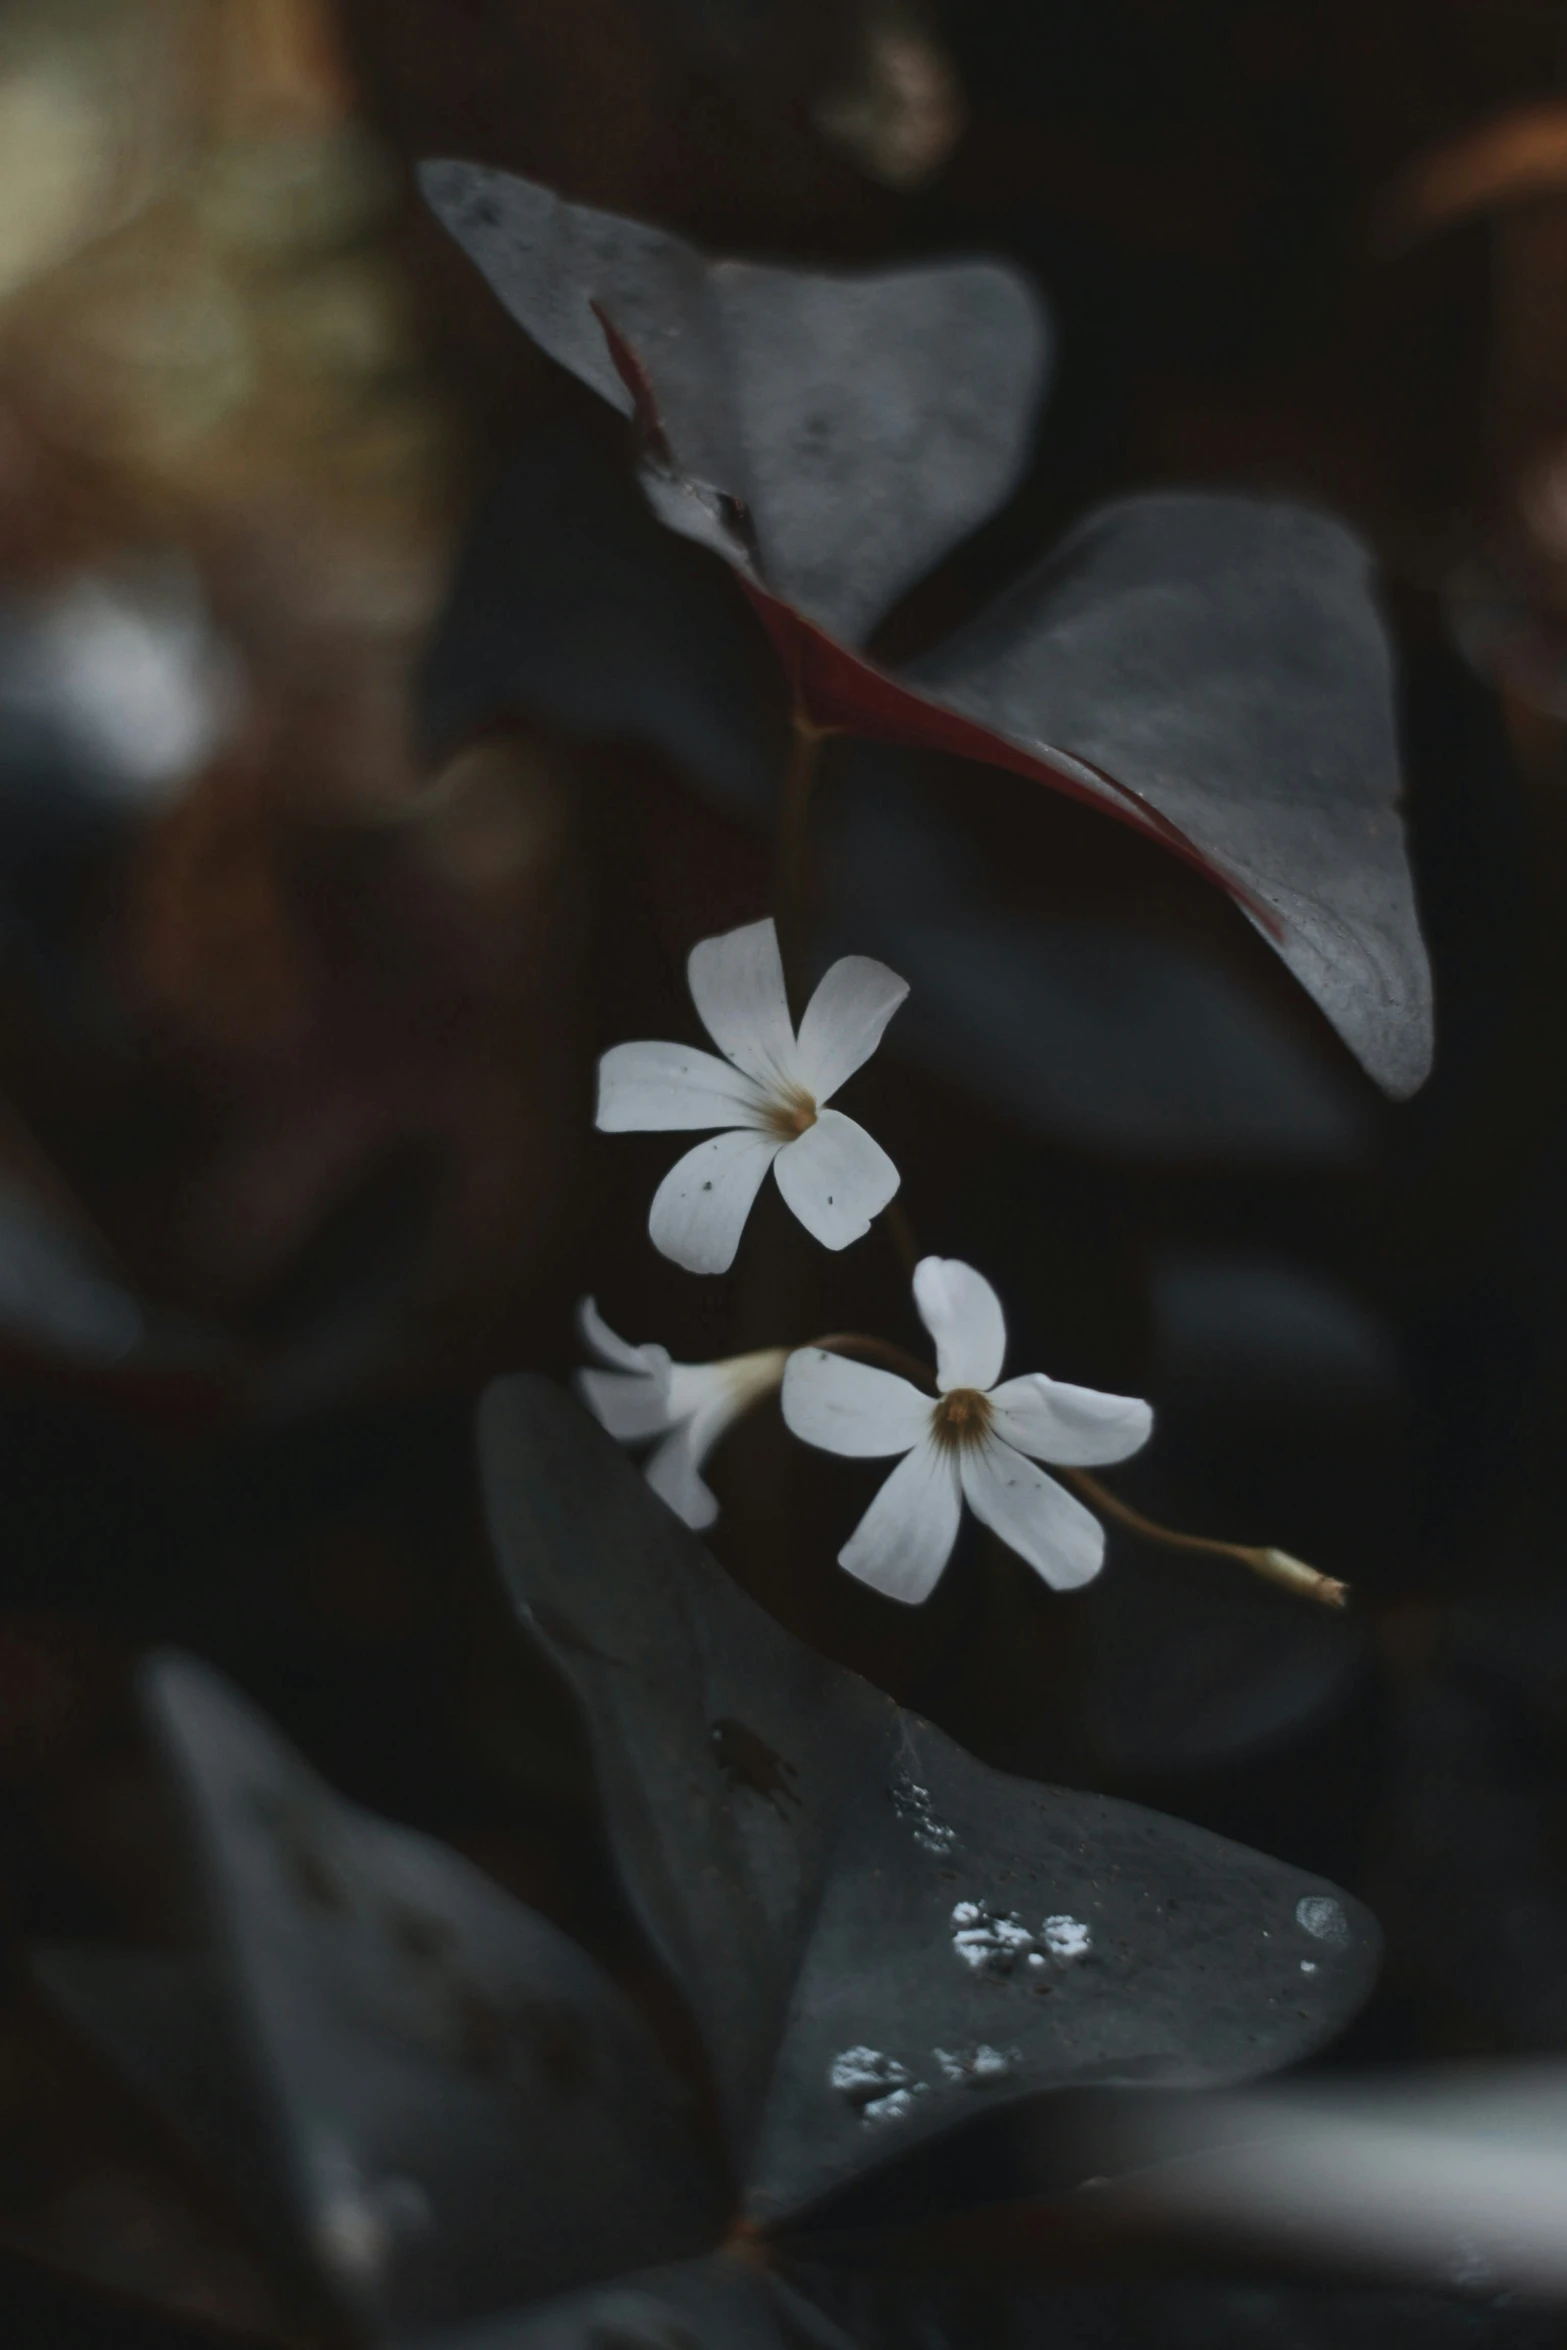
[741,583,1282,941]
[583,304,1278,941]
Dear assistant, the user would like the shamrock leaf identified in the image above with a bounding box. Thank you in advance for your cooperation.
[31,1392,1380,2346]
[479,1378,1379,2223]
[417,161,1048,650]
[419,439,1373,1166]
[32,1945,264,2212]
[892,495,1427,1100]
[37,1652,723,2342]
[420,163,1431,1097]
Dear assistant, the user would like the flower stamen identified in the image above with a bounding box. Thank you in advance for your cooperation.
[767,1086,819,1141]
[932,1387,992,1452]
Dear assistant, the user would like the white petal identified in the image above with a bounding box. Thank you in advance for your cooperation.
[647,1353,786,1529]
[686,918,798,1091]
[596,1041,770,1133]
[679,1388,743,1471]
[913,1257,1007,1393]
[782,1348,932,1458]
[960,1439,1105,1590]
[577,1295,660,1374]
[988,1374,1153,1467]
[647,1128,781,1275]
[839,1437,963,1604]
[667,1349,786,1430]
[794,954,909,1104]
[643,1425,719,1530]
[576,1365,674,1443]
[664,1360,736,1426]
[772,1109,899,1253]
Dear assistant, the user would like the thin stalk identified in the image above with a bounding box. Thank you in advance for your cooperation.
[1062,1469,1350,1609]
[883,1196,920,1279]
[808,1331,934,1385]
[807,1337,1348,1609]
[774,714,827,1016]
[771,709,917,1275]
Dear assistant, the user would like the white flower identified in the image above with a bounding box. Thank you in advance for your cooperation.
[781,1257,1153,1604]
[575,1297,786,1530]
[596,917,907,1275]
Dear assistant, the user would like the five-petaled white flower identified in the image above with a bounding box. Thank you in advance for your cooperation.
[596,917,907,1275]
[576,1297,786,1530]
[782,1258,1153,1604]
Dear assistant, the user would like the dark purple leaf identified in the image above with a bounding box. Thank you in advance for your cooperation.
[897,496,1432,1099]
[417,160,1049,649]
[420,456,1373,1164]
[30,1948,275,2230]
[38,1656,724,2341]
[742,499,1431,1097]
[478,1378,1381,2226]
[0,1961,289,2348]
[418,164,1430,1097]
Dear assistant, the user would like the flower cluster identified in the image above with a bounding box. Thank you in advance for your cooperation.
[580,914,1153,1604]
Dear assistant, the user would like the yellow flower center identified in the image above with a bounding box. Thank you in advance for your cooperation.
[767,1086,818,1140]
[933,1387,992,1451]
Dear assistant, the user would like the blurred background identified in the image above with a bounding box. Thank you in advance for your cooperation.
[6,0,1567,2337]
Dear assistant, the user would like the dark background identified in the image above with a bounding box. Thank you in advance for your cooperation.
[5,0,1567,2337]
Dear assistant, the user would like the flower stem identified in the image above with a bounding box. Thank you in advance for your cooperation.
[771,706,917,1273]
[883,1197,920,1279]
[800,1345,1344,1605]
[810,1331,936,1388]
[1061,1470,1350,1609]
[774,712,828,1015]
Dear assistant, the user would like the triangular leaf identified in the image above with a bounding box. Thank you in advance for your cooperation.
[114,1655,723,2339]
[417,460,1373,1161]
[31,1947,276,2226]
[896,496,1432,1099]
[745,495,1431,1098]
[0,1959,289,2346]
[478,1379,1381,2225]
[419,166,1430,1097]
[418,161,1049,648]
